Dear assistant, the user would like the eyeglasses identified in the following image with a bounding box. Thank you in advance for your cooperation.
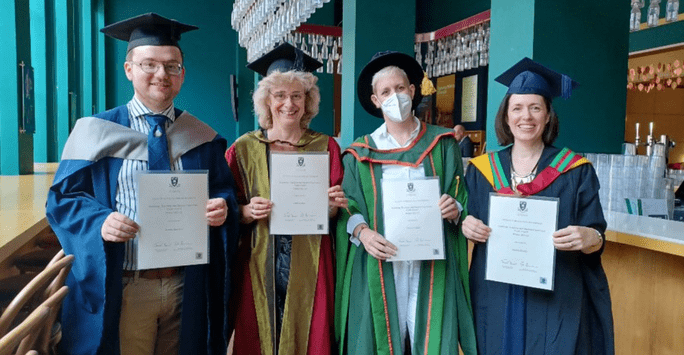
[270,91,305,102]
[129,60,183,76]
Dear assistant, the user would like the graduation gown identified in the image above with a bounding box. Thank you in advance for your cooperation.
[225,129,341,355]
[335,124,477,355]
[466,145,614,355]
[45,105,239,355]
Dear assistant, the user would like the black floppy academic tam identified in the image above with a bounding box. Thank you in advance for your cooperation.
[100,13,198,52]
[495,57,580,100]
[357,51,425,118]
[246,42,323,76]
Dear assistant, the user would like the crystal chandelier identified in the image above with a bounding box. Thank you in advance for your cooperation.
[231,0,331,63]
[284,28,342,75]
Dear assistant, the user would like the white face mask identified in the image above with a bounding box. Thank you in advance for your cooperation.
[380,93,413,123]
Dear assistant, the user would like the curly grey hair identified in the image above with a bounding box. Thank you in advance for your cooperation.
[252,70,320,130]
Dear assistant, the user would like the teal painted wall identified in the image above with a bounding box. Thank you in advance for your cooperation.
[0,1,19,174]
[30,0,47,163]
[487,0,536,151]
[418,0,629,154]
[0,0,35,174]
[16,0,33,173]
[415,0,489,32]
[630,20,684,52]
[487,0,628,154]
[534,1,628,153]
[233,41,255,138]
[105,0,238,142]
[79,0,94,118]
[95,0,105,113]
[53,0,71,161]
[340,0,416,147]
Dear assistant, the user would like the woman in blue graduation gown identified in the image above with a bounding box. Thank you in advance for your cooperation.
[462,58,614,355]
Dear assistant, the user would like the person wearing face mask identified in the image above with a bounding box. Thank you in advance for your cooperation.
[334,51,476,355]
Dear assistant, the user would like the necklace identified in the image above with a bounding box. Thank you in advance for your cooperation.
[511,158,540,179]
[510,150,542,191]
[511,146,543,177]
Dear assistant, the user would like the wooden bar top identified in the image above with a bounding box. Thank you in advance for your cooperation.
[604,210,684,257]
[0,163,57,261]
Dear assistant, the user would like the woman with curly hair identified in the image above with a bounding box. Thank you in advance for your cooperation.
[225,43,347,355]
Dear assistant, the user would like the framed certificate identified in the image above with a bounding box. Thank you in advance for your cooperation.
[485,193,559,291]
[269,152,329,235]
[381,177,445,261]
[136,171,209,270]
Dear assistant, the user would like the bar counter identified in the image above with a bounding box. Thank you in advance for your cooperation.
[603,211,684,355]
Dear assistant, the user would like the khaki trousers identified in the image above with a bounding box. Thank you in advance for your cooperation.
[119,273,184,355]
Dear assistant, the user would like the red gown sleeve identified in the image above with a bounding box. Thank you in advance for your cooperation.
[225,144,248,205]
[328,137,343,187]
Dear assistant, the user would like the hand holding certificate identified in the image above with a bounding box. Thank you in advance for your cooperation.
[137,171,209,270]
[381,178,445,261]
[486,194,559,290]
[269,152,329,235]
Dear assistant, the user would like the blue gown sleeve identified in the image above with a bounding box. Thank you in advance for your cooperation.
[46,161,115,313]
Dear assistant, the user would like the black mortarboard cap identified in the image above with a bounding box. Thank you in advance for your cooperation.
[357,51,424,118]
[246,42,323,77]
[494,57,580,100]
[100,13,198,52]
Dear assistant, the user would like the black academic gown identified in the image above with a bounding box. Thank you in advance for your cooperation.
[465,145,614,355]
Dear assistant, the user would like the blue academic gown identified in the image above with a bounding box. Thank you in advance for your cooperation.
[465,145,615,355]
[45,105,239,355]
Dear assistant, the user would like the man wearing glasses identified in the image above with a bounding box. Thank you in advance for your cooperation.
[46,13,239,355]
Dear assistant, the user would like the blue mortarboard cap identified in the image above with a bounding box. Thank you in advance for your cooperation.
[100,13,198,52]
[247,42,322,77]
[494,57,579,100]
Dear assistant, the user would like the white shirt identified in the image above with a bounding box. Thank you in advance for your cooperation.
[119,97,183,270]
[346,117,462,245]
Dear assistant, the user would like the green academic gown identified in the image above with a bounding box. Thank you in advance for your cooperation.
[335,123,477,355]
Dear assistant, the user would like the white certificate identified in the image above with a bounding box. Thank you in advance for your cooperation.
[269,152,329,235]
[136,171,209,269]
[486,194,559,291]
[381,178,445,261]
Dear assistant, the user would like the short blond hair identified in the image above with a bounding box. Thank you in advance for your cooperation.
[371,66,409,94]
[252,71,320,130]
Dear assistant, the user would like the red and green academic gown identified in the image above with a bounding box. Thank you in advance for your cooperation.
[466,145,614,355]
[335,124,477,355]
[225,129,341,355]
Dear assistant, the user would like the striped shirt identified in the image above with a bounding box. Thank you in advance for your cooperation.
[118,97,183,270]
